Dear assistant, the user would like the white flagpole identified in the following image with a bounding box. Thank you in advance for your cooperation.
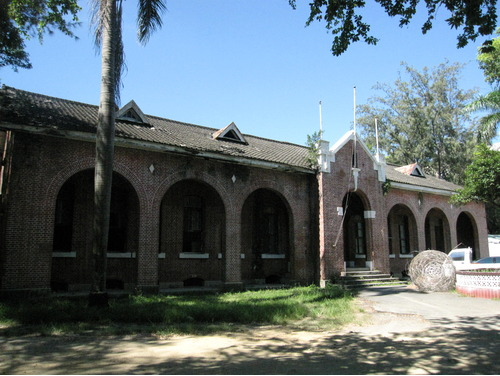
[353,86,357,167]
[319,100,323,137]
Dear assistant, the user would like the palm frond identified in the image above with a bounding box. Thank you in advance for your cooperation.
[91,0,126,106]
[114,0,126,105]
[90,0,105,51]
[465,90,500,112]
[137,0,167,44]
[478,113,500,142]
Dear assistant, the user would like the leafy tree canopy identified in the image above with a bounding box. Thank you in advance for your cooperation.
[0,0,80,71]
[464,30,500,142]
[289,0,498,56]
[450,144,500,208]
[357,61,479,185]
[478,28,500,88]
[305,130,323,169]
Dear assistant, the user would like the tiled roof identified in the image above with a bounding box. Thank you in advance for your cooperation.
[386,163,461,192]
[0,86,463,193]
[0,86,311,171]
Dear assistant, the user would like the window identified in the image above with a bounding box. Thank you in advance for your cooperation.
[53,182,75,251]
[399,215,410,254]
[434,219,445,252]
[355,220,365,254]
[213,122,247,144]
[261,206,279,253]
[107,188,128,252]
[252,190,288,255]
[183,196,203,252]
[387,217,393,255]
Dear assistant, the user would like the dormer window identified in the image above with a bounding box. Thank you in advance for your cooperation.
[213,122,247,144]
[121,108,142,122]
[116,100,149,125]
[395,163,425,178]
[411,165,425,177]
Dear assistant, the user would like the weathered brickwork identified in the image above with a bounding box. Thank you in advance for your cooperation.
[317,136,488,281]
[385,187,488,275]
[0,130,488,293]
[0,132,316,292]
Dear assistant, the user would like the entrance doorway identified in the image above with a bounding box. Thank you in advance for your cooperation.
[343,192,367,268]
[456,212,478,260]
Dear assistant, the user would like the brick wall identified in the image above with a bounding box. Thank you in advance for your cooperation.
[0,131,488,292]
[318,136,488,280]
[385,187,488,275]
[0,132,317,292]
[318,137,388,282]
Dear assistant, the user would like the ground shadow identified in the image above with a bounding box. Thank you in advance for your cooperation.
[1,314,498,374]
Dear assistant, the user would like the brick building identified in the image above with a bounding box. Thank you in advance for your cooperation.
[0,86,489,294]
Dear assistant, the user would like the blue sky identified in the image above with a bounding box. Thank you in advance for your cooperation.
[0,0,495,146]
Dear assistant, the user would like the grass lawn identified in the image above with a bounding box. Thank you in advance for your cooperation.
[0,285,355,337]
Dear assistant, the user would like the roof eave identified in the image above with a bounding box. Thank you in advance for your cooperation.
[0,122,314,175]
[389,181,456,196]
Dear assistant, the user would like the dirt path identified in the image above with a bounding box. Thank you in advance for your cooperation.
[0,298,498,375]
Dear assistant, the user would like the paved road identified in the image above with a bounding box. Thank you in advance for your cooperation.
[358,285,500,325]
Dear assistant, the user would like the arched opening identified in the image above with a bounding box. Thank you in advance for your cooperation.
[387,204,418,256]
[343,192,367,268]
[387,204,418,276]
[241,188,291,283]
[51,170,140,291]
[159,179,225,287]
[425,208,451,253]
[456,212,478,260]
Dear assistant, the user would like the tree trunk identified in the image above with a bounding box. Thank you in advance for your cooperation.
[91,0,118,303]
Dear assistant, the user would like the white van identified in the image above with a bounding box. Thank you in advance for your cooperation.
[448,247,473,270]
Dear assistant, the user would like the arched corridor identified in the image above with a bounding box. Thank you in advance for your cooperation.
[241,188,291,283]
[158,179,225,287]
[51,170,140,291]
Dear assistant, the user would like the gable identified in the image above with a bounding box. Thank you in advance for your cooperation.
[395,163,425,178]
[322,131,385,181]
[212,122,247,144]
[116,100,149,125]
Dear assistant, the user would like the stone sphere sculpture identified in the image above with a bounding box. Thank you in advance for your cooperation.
[408,250,456,292]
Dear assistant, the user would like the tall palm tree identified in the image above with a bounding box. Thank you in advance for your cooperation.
[90,0,165,303]
[466,90,500,143]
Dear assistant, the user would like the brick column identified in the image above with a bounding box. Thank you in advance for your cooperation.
[224,209,242,288]
[136,202,159,293]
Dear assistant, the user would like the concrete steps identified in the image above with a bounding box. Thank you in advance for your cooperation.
[341,268,409,289]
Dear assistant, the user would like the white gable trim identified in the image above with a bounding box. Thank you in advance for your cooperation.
[321,131,386,181]
[212,122,247,144]
[116,100,148,124]
[412,164,425,177]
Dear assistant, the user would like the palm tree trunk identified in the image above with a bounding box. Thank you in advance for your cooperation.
[91,0,117,301]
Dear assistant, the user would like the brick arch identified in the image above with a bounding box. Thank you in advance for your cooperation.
[152,170,232,217]
[236,179,296,216]
[156,174,228,286]
[386,203,419,255]
[424,207,452,252]
[44,158,148,217]
[240,185,294,283]
[387,199,420,218]
[345,188,373,211]
[456,211,480,259]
